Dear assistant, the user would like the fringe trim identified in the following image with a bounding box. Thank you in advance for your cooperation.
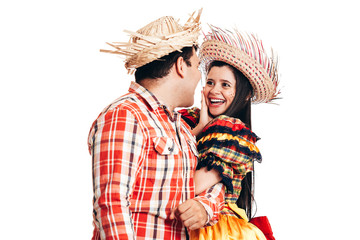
[197,138,262,163]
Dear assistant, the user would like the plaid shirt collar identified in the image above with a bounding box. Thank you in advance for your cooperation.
[129,81,179,121]
[129,81,164,111]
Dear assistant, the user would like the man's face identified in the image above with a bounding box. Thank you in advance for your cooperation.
[181,48,201,107]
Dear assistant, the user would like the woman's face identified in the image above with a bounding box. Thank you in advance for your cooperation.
[204,65,236,117]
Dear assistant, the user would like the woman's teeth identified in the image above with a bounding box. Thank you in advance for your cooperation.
[210,99,225,104]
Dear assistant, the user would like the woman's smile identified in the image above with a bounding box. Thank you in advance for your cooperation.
[204,65,236,117]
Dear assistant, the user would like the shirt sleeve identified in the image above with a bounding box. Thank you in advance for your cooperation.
[90,107,144,240]
[196,116,262,194]
[178,107,200,129]
[193,183,225,226]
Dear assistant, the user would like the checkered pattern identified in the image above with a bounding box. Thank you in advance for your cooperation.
[88,82,224,240]
[178,107,200,129]
[179,109,262,207]
[196,115,262,205]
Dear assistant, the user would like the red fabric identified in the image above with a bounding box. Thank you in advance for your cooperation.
[250,216,275,240]
[88,82,225,240]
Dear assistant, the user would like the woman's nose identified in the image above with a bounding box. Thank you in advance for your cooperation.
[210,84,221,94]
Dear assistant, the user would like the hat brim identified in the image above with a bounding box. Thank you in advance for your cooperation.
[124,31,200,70]
[100,10,203,74]
[200,40,277,104]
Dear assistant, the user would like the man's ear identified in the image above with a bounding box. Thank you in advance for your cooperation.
[175,56,185,78]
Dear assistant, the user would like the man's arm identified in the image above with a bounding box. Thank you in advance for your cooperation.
[91,108,143,239]
[193,182,225,226]
[170,183,225,230]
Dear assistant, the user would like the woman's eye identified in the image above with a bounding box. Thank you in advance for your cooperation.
[223,83,230,87]
[206,81,214,86]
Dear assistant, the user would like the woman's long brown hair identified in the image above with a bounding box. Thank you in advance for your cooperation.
[207,61,255,220]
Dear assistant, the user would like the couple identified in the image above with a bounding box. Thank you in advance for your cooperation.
[88,9,278,240]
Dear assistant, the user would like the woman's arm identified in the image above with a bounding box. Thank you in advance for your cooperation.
[193,90,220,194]
[194,167,222,195]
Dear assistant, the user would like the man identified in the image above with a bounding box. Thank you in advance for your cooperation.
[88,10,224,240]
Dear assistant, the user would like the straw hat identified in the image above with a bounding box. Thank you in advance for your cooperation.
[200,25,280,103]
[100,9,202,74]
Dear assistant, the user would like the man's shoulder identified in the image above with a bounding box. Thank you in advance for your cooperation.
[103,92,146,114]
[87,92,146,150]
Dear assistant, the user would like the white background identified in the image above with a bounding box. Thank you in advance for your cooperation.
[1,0,359,239]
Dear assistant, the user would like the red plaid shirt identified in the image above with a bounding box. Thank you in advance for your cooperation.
[88,82,224,240]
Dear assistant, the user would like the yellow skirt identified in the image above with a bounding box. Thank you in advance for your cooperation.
[189,204,266,240]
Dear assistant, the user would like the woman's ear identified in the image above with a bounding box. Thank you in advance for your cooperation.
[246,92,252,102]
[175,56,185,78]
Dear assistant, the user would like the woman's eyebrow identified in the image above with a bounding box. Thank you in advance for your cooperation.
[220,79,232,84]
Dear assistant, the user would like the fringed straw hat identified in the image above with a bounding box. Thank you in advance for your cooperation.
[100,9,202,74]
[200,25,280,103]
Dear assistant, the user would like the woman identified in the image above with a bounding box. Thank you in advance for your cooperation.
[179,25,279,240]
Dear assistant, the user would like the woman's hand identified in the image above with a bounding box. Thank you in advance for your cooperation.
[192,89,213,136]
[199,89,213,127]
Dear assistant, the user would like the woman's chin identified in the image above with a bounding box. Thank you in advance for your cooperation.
[209,108,225,117]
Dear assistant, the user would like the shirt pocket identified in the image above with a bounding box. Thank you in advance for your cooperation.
[152,136,179,155]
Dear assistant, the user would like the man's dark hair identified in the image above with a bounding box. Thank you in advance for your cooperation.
[134,46,197,82]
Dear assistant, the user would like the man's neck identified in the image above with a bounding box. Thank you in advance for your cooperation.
[139,77,178,113]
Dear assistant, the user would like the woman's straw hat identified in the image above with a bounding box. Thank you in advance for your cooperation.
[200,25,280,103]
[101,9,202,74]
